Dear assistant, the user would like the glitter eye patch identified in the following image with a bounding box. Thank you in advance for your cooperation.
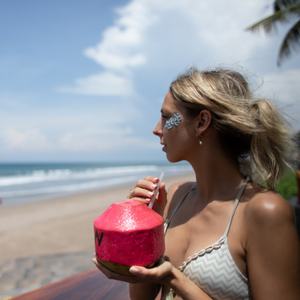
[164,113,182,130]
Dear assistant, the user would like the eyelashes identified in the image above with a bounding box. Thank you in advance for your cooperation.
[164,113,182,130]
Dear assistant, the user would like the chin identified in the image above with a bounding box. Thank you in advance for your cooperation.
[166,154,183,164]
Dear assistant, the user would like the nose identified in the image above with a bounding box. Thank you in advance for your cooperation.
[153,118,163,137]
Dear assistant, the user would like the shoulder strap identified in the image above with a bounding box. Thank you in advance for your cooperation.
[223,176,250,237]
[164,184,197,234]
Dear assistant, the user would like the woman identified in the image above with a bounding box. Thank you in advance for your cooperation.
[93,68,300,299]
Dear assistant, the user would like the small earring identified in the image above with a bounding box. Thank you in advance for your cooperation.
[196,134,202,145]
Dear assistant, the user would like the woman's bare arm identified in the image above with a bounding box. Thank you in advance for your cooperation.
[129,282,161,300]
[246,194,300,299]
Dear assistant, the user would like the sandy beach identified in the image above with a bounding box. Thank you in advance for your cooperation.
[0,173,195,297]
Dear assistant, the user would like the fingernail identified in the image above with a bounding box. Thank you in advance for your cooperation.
[148,192,154,197]
[129,267,139,275]
[154,177,159,182]
[150,184,157,189]
[145,198,151,202]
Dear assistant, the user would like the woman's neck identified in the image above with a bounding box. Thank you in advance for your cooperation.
[188,134,245,205]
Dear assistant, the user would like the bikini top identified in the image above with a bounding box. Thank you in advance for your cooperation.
[164,177,252,300]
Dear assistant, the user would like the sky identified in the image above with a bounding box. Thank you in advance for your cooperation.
[0,0,299,162]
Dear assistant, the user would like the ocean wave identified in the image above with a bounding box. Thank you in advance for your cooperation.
[0,163,193,205]
[0,164,192,187]
[0,165,162,187]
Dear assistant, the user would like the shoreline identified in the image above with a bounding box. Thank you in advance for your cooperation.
[0,172,196,264]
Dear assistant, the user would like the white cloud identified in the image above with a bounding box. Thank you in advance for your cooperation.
[148,0,273,65]
[57,72,134,97]
[58,0,277,97]
[58,0,158,97]
[262,69,300,104]
[59,127,157,151]
[0,129,52,151]
[84,49,145,73]
[84,0,157,73]
[259,69,300,129]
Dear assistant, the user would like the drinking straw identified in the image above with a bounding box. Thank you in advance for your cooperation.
[148,171,164,209]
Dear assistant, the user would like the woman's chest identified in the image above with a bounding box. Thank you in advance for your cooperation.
[164,209,248,278]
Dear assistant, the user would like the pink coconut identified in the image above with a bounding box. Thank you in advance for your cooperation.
[94,200,165,275]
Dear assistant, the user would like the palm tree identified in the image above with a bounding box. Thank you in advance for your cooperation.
[247,0,300,66]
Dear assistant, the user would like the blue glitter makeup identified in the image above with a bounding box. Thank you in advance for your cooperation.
[164,113,182,130]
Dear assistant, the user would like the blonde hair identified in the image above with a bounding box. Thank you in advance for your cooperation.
[170,67,293,190]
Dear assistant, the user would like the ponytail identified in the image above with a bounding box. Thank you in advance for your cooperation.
[250,99,293,190]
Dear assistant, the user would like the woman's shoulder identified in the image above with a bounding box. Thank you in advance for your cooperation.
[243,187,296,233]
[163,181,196,218]
[168,181,196,197]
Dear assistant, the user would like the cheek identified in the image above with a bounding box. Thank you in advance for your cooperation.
[163,128,181,145]
[162,128,175,145]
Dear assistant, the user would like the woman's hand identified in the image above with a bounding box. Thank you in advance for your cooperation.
[93,254,214,300]
[127,176,167,217]
[92,254,173,285]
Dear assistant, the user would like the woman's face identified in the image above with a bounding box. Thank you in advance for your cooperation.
[153,91,197,162]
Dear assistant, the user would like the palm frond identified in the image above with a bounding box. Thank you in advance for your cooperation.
[274,0,300,11]
[277,19,300,65]
[246,2,300,34]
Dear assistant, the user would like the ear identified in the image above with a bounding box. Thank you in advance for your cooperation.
[196,110,212,136]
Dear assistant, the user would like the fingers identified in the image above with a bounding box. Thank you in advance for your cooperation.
[92,255,170,284]
[127,177,161,203]
[132,186,155,200]
[136,178,159,191]
[93,252,173,285]
[92,256,134,283]
[129,261,173,282]
[144,176,160,183]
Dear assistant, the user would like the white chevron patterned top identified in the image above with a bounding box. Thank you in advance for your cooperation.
[183,236,252,300]
[165,177,252,300]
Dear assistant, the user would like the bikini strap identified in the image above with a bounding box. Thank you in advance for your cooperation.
[164,184,197,234]
[223,176,250,237]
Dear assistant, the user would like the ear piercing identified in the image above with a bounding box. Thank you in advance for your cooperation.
[196,134,203,145]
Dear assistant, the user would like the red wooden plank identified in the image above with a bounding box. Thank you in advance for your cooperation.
[11,268,162,300]
[11,268,130,300]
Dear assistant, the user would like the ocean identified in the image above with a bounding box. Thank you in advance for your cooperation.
[0,162,193,206]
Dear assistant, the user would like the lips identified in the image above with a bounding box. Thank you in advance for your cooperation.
[160,140,166,151]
